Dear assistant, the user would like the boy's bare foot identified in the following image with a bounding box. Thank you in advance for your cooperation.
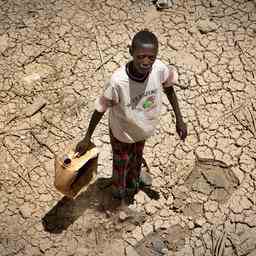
[139,168,153,187]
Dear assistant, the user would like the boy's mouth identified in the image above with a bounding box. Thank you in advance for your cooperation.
[139,64,152,71]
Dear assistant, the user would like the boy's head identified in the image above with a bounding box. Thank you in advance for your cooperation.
[129,29,159,75]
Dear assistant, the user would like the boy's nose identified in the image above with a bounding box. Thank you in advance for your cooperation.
[143,57,152,64]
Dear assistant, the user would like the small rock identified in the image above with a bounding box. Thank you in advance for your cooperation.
[152,177,165,188]
[134,191,145,205]
[132,226,143,242]
[24,245,42,256]
[156,0,174,9]
[231,167,244,184]
[0,34,9,53]
[204,200,218,212]
[197,19,218,34]
[0,202,6,213]
[188,221,195,229]
[165,195,174,206]
[169,215,180,225]
[145,203,157,215]
[19,203,33,219]
[154,219,163,231]
[119,210,129,221]
[104,239,125,256]
[125,237,137,247]
[195,146,213,160]
[230,196,252,214]
[195,217,206,227]
[152,239,167,254]
[142,222,154,237]
[159,209,170,218]
[125,246,140,256]
[162,248,169,254]
[161,221,170,230]
[75,248,89,256]
[39,238,53,252]
[244,215,256,227]
[192,177,212,195]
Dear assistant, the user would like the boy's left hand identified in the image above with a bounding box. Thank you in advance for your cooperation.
[176,120,187,141]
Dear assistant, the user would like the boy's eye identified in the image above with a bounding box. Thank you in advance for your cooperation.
[137,55,156,61]
[137,55,145,60]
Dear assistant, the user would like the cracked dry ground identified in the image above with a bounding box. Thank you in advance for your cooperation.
[0,0,256,256]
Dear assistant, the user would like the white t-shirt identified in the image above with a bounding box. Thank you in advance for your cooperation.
[95,59,178,143]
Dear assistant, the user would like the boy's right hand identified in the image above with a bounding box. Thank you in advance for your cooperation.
[75,137,91,157]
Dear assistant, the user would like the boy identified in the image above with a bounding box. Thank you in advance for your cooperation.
[76,29,187,200]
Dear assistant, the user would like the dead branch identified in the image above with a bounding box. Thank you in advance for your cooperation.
[95,35,104,68]
[2,138,36,193]
[30,131,56,157]
[95,55,114,72]
[43,116,75,139]
[6,100,47,125]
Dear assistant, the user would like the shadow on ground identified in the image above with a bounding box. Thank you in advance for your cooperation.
[42,177,160,233]
[42,178,115,233]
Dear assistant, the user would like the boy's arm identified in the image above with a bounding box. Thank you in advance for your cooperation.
[164,86,187,141]
[75,110,105,155]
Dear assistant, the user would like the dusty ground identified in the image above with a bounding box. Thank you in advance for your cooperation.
[1,0,256,255]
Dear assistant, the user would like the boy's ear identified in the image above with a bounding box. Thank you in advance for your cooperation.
[128,45,133,56]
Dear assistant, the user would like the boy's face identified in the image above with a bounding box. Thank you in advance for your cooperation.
[131,43,158,75]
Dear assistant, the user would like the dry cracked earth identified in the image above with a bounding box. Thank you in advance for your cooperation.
[1,0,256,255]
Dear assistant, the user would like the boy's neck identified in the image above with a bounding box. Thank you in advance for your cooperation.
[126,61,150,82]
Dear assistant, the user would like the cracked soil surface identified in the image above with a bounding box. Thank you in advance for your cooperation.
[1,0,256,255]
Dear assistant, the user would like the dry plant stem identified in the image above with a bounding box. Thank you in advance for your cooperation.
[26,102,47,117]
[95,55,114,72]
[94,227,98,245]
[30,131,56,157]
[95,35,104,67]
[6,102,47,125]
[2,138,36,193]
[248,107,256,137]
[208,99,254,129]
[43,116,75,139]
[214,231,226,256]
[233,112,255,137]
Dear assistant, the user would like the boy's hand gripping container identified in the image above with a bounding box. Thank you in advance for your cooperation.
[54,143,98,198]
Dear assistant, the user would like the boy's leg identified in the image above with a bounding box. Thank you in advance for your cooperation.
[126,140,146,191]
[110,130,131,199]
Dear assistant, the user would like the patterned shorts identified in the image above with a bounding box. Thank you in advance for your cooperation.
[110,130,145,194]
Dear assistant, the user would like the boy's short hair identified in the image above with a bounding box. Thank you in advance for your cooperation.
[131,29,158,51]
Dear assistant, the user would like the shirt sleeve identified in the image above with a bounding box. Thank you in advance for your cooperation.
[95,78,119,112]
[161,65,179,88]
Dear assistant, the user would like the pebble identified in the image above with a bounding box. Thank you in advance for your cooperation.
[159,209,170,218]
[142,222,153,237]
[154,219,163,231]
[119,210,129,221]
[145,203,157,215]
[19,203,33,219]
[125,246,140,256]
[0,202,6,214]
[152,239,167,254]
[135,191,145,205]
[75,247,89,256]
[195,217,207,227]
[132,226,143,242]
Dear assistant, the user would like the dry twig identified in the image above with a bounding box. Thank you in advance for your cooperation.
[2,137,36,193]
[30,131,56,157]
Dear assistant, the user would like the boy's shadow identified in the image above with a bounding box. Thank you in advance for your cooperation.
[42,178,119,234]
[42,159,159,234]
